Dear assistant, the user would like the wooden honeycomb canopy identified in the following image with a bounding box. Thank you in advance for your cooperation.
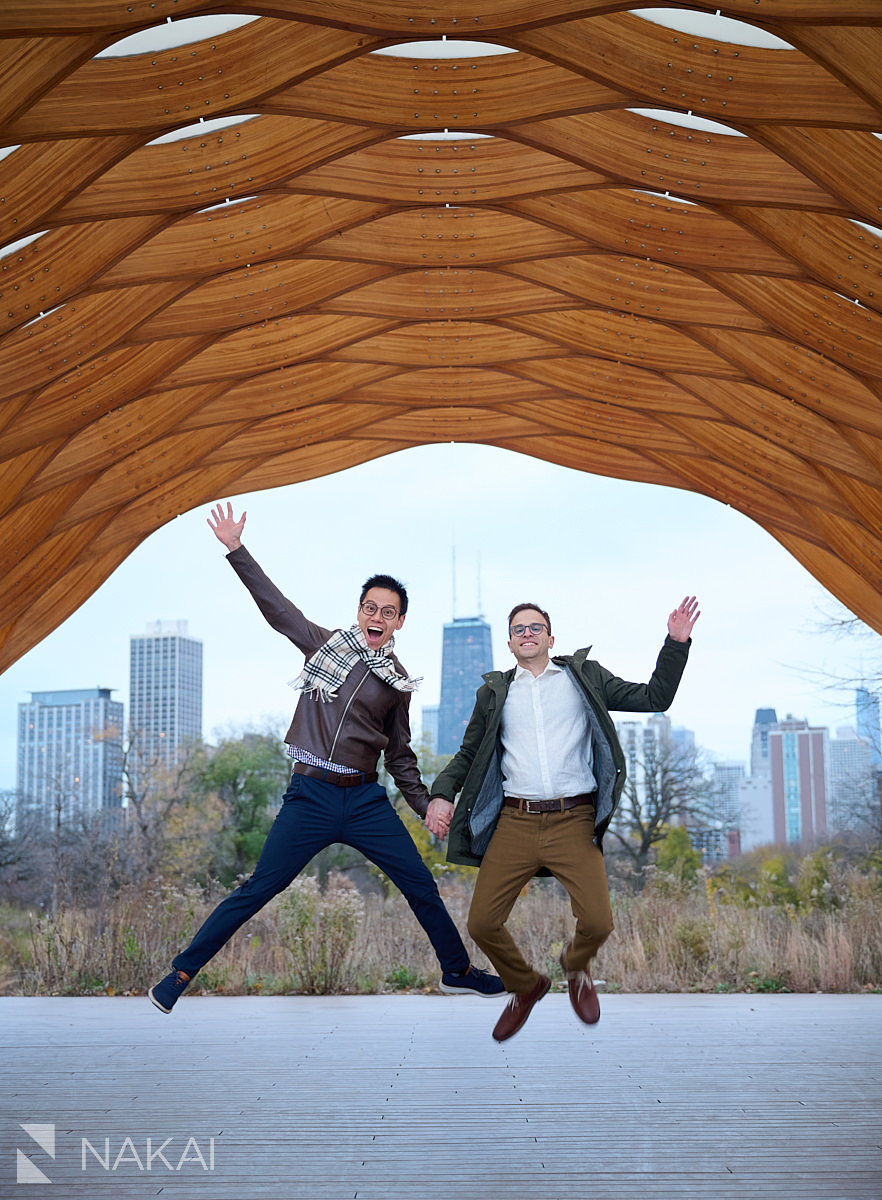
[2,2,882,670]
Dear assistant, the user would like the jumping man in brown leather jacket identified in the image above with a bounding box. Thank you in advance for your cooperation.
[148,503,504,1013]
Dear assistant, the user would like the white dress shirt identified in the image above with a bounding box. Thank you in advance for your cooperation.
[500,660,597,800]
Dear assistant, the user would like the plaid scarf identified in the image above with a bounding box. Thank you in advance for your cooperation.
[289,625,422,702]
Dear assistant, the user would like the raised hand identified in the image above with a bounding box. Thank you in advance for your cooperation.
[667,595,700,642]
[207,502,246,551]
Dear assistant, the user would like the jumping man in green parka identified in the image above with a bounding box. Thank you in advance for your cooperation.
[429,595,699,1041]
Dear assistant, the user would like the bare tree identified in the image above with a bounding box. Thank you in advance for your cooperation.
[606,740,721,873]
[803,601,882,843]
[828,761,882,843]
[120,730,213,879]
[0,791,39,894]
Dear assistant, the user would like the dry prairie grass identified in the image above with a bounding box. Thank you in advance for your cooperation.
[4,855,880,997]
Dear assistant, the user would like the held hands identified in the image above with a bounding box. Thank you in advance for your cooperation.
[207,502,246,551]
[425,796,454,839]
[667,595,700,642]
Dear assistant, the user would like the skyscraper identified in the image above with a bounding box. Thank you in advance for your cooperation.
[129,620,203,772]
[436,616,493,755]
[768,716,828,845]
[16,688,123,828]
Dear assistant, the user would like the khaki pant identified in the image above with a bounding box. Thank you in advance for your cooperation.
[467,803,614,995]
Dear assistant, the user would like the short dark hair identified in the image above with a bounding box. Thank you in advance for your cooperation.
[507,602,551,636]
[361,573,408,615]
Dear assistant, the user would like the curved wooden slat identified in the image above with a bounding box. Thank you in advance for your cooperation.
[513,12,882,129]
[307,206,588,265]
[723,207,882,314]
[295,137,600,203]
[505,190,798,274]
[504,310,742,374]
[268,49,626,128]
[54,118,384,222]
[99,196,391,286]
[2,21,384,140]
[511,112,848,209]
[505,254,771,329]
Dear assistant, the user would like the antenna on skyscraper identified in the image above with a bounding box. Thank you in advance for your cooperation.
[477,550,483,618]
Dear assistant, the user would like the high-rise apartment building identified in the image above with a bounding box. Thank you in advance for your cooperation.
[768,716,828,845]
[436,616,493,755]
[737,774,774,851]
[709,762,745,859]
[16,688,123,828]
[129,620,203,771]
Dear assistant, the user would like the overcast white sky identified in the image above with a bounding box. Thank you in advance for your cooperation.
[2,442,878,790]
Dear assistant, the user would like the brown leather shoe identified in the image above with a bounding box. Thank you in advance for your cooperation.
[492,974,551,1042]
[559,951,600,1024]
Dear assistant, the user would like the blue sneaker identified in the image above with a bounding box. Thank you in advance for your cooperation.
[148,969,191,1013]
[439,964,506,997]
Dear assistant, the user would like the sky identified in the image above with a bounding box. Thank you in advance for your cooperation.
[2,441,879,791]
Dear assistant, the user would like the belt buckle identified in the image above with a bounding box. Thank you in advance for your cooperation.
[524,799,543,814]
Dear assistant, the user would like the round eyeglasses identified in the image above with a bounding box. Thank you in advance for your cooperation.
[510,622,548,636]
[360,600,400,621]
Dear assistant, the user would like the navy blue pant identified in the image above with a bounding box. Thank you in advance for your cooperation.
[173,771,470,977]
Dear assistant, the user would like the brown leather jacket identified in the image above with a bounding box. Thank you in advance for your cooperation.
[228,546,430,816]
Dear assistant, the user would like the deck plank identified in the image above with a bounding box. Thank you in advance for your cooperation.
[1,994,880,1198]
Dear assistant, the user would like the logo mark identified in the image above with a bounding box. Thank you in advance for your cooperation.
[17,1124,55,1184]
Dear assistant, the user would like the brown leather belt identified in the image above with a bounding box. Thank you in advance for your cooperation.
[293,761,378,788]
[504,792,597,814]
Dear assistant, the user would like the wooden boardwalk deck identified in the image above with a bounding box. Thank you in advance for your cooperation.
[1,993,880,1199]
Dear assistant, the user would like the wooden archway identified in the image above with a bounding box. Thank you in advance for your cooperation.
[2,2,882,671]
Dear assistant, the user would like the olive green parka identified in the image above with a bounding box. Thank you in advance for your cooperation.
[431,636,691,867]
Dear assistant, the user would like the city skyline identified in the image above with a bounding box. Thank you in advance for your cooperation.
[0,443,879,790]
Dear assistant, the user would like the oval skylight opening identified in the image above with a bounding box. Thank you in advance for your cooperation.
[850,219,882,241]
[633,189,698,206]
[397,131,494,140]
[629,108,745,137]
[95,15,259,58]
[147,114,261,146]
[373,40,515,58]
[1,231,47,261]
[196,196,261,214]
[23,304,65,329]
[631,8,794,49]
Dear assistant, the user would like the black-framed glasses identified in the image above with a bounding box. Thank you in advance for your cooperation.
[360,600,399,620]
[510,622,548,636]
